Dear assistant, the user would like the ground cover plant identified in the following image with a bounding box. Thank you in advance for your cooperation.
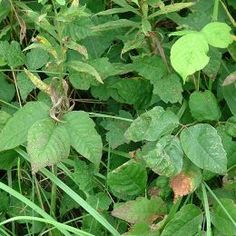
[0,0,236,235]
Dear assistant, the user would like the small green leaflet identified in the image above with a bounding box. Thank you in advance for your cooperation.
[68,61,103,84]
[125,106,179,142]
[180,124,227,174]
[27,118,70,173]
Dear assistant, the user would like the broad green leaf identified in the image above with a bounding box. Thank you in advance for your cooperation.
[0,111,11,131]
[152,73,183,104]
[139,135,183,177]
[180,124,227,174]
[26,48,49,70]
[223,83,236,116]
[161,204,203,236]
[189,90,221,121]
[63,111,103,167]
[73,159,96,192]
[107,160,147,200]
[0,41,25,68]
[17,72,36,101]
[27,118,70,173]
[101,110,132,148]
[112,197,166,224]
[212,198,236,236]
[225,116,236,137]
[132,55,167,82]
[0,102,49,151]
[68,61,103,84]
[111,78,152,109]
[170,32,209,82]
[0,72,15,102]
[125,106,179,142]
[87,192,112,211]
[201,22,233,48]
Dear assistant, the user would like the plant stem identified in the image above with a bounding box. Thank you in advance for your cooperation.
[212,0,219,21]
[202,183,212,236]
[50,165,57,218]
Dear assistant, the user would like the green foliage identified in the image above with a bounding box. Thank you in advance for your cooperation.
[189,90,221,121]
[107,161,147,200]
[180,124,227,174]
[63,111,103,167]
[0,0,235,235]
[27,118,70,173]
[125,106,179,142]
[161,204,203,236]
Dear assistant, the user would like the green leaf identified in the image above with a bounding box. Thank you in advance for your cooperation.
[138,135,183,177]
[161,204,203,236]
[0,102,49,151]
[212,198,236,236]
[26,48,49,70]
[55,0,65,5]
[62,111,103,167]
[68,61,103,84]
[0,72,15,102]
[107,160,147,200]
[125,222,160,236]
[170,32,209,82]
[0,111,11,131]
[87,192,112,211]
[132,55,167,82]
[225,116,236,137]
[201,22,233,48]
[180,124,227,174]
[91,19,139,32]
[0,41,25,68]
[125,106,179,142]
[203,48,222,78]
[223,83,236,116]
[189,90,221,121]
[101,110,132,148]
[0,150,17,170]
[111,78,152,109]
[17,72,36,101]
[73,159,96,192]
[112,197,167,224]
[152,73,183,104]
[27,118,70,173]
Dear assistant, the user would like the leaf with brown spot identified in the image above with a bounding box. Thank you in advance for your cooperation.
[112,197,167,224]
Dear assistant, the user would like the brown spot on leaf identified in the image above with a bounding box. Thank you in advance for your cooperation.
[170,172,192,201]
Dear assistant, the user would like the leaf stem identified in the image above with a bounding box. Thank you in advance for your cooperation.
[212,0,219,21]
[202,183,212,236]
